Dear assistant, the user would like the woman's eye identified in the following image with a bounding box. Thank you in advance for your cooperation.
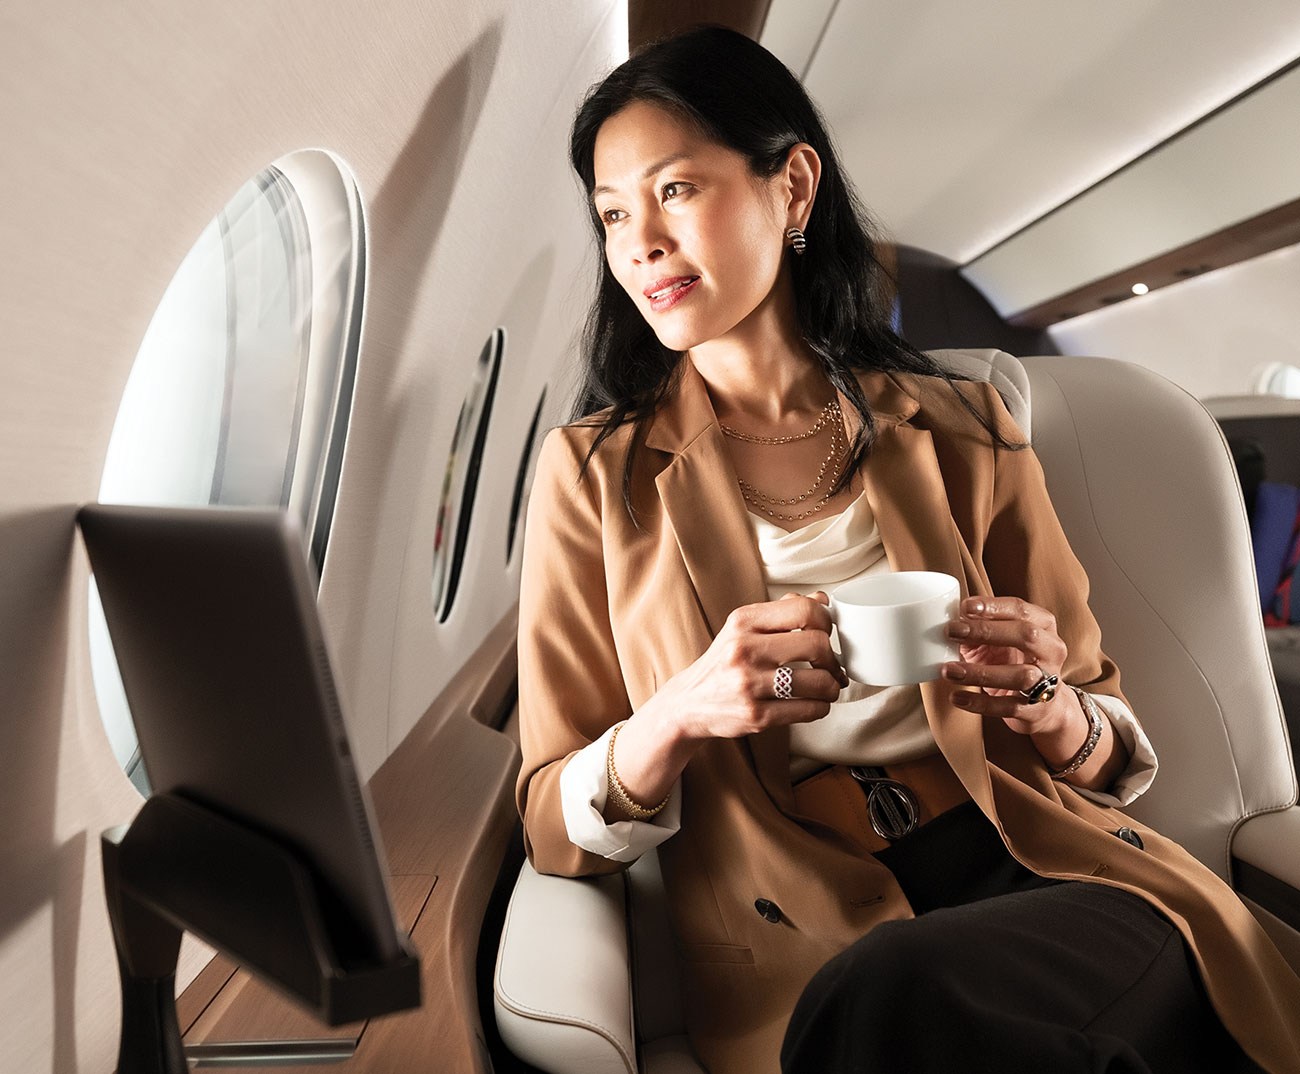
[600,208,625,226]
[662,182,688,201]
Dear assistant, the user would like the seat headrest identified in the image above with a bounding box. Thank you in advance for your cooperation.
[926,348,1032,435]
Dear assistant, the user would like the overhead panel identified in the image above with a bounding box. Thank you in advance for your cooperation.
[784,0,1300,278]
[961,61,1300,326]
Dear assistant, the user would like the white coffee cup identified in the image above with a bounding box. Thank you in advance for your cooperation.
[826,571,962,685]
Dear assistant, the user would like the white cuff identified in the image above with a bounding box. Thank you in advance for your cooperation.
[1069,692,1159,807]
[559,722,682,863]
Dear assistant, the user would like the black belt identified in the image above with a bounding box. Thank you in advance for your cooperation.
[850,765,921,841]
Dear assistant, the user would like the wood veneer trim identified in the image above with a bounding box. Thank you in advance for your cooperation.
[466,602,519,728]
[351,718,521,1072]
[1007,197,1300,328]
[175,953,238,1035]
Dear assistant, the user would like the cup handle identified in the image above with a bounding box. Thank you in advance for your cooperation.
[825,595,843,661]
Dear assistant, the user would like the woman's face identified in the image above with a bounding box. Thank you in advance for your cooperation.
[591,100,791,353]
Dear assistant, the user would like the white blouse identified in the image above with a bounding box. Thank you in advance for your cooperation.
[560,488,1159,862]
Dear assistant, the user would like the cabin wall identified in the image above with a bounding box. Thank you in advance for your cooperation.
[0,2,624,1071]
[1048,242,1300,398]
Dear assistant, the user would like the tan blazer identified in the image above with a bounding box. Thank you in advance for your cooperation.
[516,357,1300,1074]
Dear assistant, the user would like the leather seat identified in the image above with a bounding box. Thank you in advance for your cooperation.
[493,352,1300,1073]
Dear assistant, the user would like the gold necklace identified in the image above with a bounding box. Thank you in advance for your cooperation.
[722,402,851,521]
[719,399,841,444]
[738,452,850,520]
[737,422,843,505]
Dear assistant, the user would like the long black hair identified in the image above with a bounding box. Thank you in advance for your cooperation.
[567,26,1016,522]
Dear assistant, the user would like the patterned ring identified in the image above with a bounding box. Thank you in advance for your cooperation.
[1019,666,1060,705]
[773,665,794,700]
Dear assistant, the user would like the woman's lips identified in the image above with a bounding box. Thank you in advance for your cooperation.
[645,276,700,313]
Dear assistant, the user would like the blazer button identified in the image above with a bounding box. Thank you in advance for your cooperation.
[1115,826,1145,850]
[754,898,783,923]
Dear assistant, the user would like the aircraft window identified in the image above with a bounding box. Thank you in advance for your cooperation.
[434,329,505,623]
[507,389,547,564]
[90,150,366,795]
[1257,363,1300,398]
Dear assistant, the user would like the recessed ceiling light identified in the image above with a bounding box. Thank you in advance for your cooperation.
[1131,282,1150,295]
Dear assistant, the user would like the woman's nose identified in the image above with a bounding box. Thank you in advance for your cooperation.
[629,213,672,264]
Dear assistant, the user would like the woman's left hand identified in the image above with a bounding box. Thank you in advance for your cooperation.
[940,595,1072,738]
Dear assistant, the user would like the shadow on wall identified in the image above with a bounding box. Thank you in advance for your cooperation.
[895,245,1058,356]
[366,20,504,380]
[319,22,504,757]
[495,245,557,400]
[383,242,561,745]
[328,19,504,546]
[0,507,87,1074]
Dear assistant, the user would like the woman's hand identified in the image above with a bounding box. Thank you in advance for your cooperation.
[940,596,1070,737]
[666,591,850,742]
[604,592,847,816]
[939,595,1128,790]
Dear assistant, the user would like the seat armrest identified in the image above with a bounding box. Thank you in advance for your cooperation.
[494,860,637,1074]
[1231,806,1300,935]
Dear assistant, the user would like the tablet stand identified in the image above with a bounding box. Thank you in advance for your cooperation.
[103,793,420,1074]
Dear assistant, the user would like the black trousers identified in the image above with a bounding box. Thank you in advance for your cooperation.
[781,801,1266,1074]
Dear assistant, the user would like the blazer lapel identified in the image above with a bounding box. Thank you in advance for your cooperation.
[647,360,770,638]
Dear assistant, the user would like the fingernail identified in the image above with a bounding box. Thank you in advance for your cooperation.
[952,692,972,708]
[967,599,985,615]
[942,663,966,681]
[948,622,971,638]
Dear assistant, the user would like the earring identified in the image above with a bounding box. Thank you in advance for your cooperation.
[785,226,807,255]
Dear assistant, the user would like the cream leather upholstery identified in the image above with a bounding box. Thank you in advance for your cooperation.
[494,353,1300,1073]
[1022,356,1297,874]
[493,865,638,1073]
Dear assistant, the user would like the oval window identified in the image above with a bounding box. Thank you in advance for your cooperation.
[1256,362,1300,398]
[433,329,505,622]
[507,389,548,564]
[91,150,366,794]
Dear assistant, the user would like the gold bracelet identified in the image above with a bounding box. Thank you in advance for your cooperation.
[1049,687,1105,779]
[606,722,671,820]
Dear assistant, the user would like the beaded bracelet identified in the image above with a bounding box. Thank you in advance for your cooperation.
[1049,687,1105,779]
[606,722,671,819]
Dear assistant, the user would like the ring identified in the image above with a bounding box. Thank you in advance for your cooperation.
[773,665,794,700]
[1019,666,1059,705]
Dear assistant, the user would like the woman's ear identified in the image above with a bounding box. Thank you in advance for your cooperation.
[782,142,821,230]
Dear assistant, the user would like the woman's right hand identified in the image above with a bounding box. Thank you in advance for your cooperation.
[663,591,849,742]
[603,592,847,820]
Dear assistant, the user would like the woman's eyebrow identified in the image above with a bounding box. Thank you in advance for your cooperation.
[591,153,691,201]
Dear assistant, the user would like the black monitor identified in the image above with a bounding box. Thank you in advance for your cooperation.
[79,504,418,1071]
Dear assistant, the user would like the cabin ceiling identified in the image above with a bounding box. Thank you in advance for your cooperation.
[628,0,770,48]
[759,0,1300,322]
[767,0,1300,262]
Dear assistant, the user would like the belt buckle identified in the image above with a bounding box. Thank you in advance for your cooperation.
[850,766,920,841]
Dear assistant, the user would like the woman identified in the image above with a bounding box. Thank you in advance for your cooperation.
[516,25,1300,1074]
